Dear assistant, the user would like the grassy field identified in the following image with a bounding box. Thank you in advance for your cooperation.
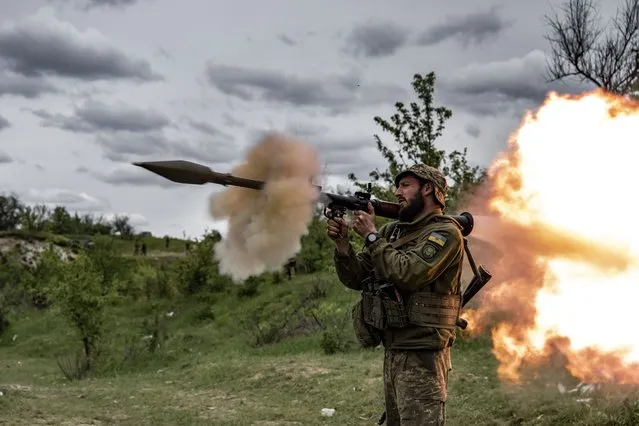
[2,264,639,426]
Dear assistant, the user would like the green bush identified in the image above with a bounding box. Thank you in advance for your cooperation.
[85,235,130,295]
[127,262,177,301]
[18,248,63,309]
[310,301,357,355]
[176,234,232,294]
[49,253,119,376]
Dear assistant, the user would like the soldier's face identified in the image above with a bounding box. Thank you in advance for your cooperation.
[395,176,427,221]
[395,176,421,204]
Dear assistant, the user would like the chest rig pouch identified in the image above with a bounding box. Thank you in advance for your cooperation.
[360,219,465,332]
[359,224,411,330]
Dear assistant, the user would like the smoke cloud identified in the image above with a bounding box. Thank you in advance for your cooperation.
[208,133,321,281]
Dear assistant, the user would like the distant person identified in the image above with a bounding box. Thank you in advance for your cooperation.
[141,242,147,256]
[164,235,170,249]
[284,257,297,280]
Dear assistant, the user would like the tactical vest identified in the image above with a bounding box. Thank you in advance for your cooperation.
[359,216,463,332]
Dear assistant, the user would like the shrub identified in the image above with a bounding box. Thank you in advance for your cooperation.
[310,302,357,355]
[49,253,118,376]
[176,235,231,294]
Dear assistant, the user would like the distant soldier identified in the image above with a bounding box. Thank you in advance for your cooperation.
[164,235,170,249]
[141,242,147,256]
[284,257,297,280]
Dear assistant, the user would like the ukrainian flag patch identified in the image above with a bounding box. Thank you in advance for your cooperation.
[427,232,448,247]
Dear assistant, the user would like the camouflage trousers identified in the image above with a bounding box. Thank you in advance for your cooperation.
[383,347,451,425]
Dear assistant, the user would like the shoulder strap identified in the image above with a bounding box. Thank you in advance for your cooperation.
[390,231,423,249]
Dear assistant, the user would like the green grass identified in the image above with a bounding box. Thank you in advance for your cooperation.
[1,273,639,425]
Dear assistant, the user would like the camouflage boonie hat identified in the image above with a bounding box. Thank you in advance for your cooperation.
[394,163,448,208]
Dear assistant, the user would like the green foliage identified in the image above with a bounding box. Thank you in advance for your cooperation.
[241,276,330,347]
[176,231,232,294]
[348,72,485,212]
[0,192,140,237]
[18,248,62,309]
[237,275,261,298]
[141,310,170,354]
[127,262,177,301]
[49,253,118,374]
[310,301,357,355]
[297,215,334,273]
[0,193,22,231]
[84,235,130,295]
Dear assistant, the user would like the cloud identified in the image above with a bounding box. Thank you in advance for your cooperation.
[341,8,511,60]
[52,0,146,10]
[276,33,297,47]
[102,211,149,228]
[31,99,240,165]
[343,21,410,58]
[440,49,591,115]
[416,6,512,47]
[82,163,179,188]
[0,71,60,98]
[94,132,175,161]
[284,120,385,180]
[465,123,481,138]
[0,114,9,130]
[32,99,171,133]
[222,113,244,128]
[21,188,110,212]
[0,7,163,82]
[205,64,405,114]
[95,131,240,164]
[187,119,234,139]
[0,151,12,164]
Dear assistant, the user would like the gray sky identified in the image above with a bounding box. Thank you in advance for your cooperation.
[0,0,609,238]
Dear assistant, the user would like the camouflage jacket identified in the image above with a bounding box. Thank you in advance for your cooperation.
[334,208,464,350]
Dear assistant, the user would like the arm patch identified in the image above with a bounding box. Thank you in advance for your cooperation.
[423,244,439,259]
[427,231,448,247]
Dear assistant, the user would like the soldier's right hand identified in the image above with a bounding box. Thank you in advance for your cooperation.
[327,217,349,242]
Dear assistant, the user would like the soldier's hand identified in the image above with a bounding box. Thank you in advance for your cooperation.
[327,217,349,242]
[352,203,377,238]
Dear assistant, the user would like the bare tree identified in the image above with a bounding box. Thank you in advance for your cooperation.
[544,0,639,95]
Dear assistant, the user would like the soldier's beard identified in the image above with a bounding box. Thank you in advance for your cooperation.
[398,194,425,222]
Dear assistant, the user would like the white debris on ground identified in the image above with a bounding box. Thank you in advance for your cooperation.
[557,382,601,403]
[320,408,335,417]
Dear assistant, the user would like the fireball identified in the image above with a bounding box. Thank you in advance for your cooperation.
[470,89,639,385]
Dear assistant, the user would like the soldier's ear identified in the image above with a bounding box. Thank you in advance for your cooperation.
[420,181,433,197]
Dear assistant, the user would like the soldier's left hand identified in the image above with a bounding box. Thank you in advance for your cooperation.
[352,202,377,238]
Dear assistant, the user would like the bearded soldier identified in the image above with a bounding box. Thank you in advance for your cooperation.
[326,164,464,426]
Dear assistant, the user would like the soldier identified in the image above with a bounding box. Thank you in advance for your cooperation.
[284,257,297,280]
[327,164,464,426]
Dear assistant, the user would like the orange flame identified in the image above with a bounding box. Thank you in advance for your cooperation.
[465,89,639,385]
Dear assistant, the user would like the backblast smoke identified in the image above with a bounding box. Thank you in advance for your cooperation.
[208,133,321,282]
